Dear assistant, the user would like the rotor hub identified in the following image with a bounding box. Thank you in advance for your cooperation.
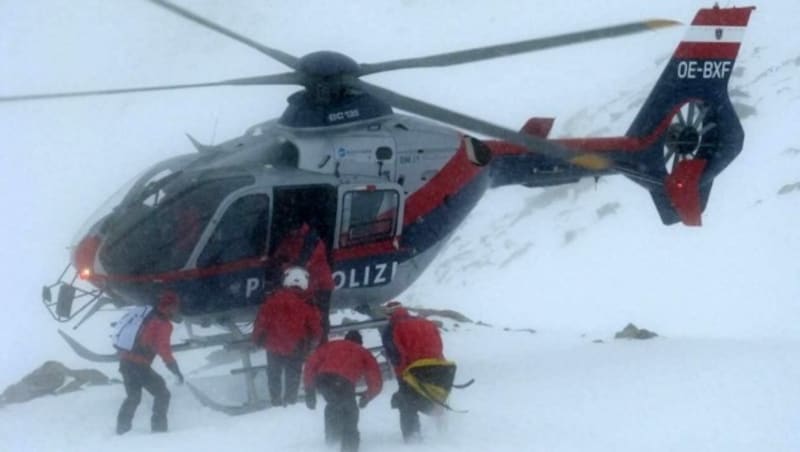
[298,51,359,78]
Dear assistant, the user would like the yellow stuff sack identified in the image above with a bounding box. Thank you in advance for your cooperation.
[401,358,457,405]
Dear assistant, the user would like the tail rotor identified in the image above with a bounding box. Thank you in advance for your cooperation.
[663,100,719,175]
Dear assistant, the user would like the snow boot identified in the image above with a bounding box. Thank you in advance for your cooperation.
[116,422,132,435]
[151,416,168,433]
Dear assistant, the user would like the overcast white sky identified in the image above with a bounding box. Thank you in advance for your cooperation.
[0,1,798,450]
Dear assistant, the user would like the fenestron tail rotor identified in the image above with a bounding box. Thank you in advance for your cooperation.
[0,0,680,171]
[663,100,719,174]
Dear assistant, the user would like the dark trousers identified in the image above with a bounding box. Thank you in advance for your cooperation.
[316,373,359,452]
[314,290,332,342]
[266,350,304,406]
[117,360,170,433]
[394,380,433,441]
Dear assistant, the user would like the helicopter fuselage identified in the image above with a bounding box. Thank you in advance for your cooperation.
[73,112,523,325]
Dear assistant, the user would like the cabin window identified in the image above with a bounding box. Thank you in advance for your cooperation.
[339,189,399,247]
[197,194,269,268]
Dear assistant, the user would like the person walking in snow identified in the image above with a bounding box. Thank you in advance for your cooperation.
[253,266,322,406]
[116,290,184,434]
[381,300,454,443]
[303,330,383,452]
[270,219,334,342]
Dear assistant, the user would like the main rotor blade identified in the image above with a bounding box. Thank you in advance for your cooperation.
[349,79,610,170]
[0,72,303,103]
[148,0,299,70]
[358,19,679,75]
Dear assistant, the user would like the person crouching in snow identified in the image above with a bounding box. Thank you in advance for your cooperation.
[303,330,383,452]
[116,290,184,434]
[253,266,322,406]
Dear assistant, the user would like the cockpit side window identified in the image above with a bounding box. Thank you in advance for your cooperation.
[339,189,400,247]
[197,194,269,268]
[263,139,299,168]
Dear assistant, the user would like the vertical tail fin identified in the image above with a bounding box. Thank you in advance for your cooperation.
[625,6,755,226]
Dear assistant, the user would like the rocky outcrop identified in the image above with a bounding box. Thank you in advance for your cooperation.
[614,323,658,340]
[0,361,115,406]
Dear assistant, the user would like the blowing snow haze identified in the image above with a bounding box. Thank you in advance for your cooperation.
[0,1,798,451]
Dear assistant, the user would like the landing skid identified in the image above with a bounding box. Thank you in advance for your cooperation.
[188,318,393,415]
[58,316,392,415]
[58,330,119,362]
[57,329,236,363]
[186,382,269,415]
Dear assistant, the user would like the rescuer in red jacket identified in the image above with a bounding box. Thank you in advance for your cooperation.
[271,221,334,341]
[303,330,383,452]
[380,301,445,442]
[253,267,322,406]
[116,291,184,435]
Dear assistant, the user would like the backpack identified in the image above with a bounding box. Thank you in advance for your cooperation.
[111,306,153,351]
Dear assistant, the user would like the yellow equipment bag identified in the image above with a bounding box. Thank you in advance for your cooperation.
[401,358,458,409]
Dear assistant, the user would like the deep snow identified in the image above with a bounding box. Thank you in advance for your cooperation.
[1,0,798,451]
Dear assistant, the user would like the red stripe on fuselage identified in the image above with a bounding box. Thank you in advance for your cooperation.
[674,42,741,60]
[332,239,402,261]
[94,243,407,286]
[692,6,755,27]
[91,256,267,284]
[403,137,484,225]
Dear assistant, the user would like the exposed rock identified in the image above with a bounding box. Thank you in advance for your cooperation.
[614,323,658,340]
[778,182,800,195]
[563,228,582,245]
[732,102,757,118]
[502,327,536,335]
[596,202,620,220]
[411,307,473,323]
[499,242,534,268]
[0,361,115,406]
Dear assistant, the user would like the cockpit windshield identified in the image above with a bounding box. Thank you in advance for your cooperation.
[99,174,254,275]
[71,154,200,247]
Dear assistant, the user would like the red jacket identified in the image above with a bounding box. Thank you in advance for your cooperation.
[253,288,322,356]
[120,314,176,366]
[303,339,383,400]
[272,223,334,293]
[387,309,444,376]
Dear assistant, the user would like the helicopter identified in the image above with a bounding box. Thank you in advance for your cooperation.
[3,1,754,412]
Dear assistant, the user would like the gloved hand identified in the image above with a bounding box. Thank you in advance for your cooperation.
[358,394,369,409]
[167,361,184,385]
[305,390,317,410]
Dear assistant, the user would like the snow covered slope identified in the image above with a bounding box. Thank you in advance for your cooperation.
[0,1,798,451]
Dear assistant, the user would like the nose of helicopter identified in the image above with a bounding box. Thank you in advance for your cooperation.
[73,234,101,280]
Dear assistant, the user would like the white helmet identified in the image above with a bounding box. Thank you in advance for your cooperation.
[382,300,403,315]
[282,266,310,290]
